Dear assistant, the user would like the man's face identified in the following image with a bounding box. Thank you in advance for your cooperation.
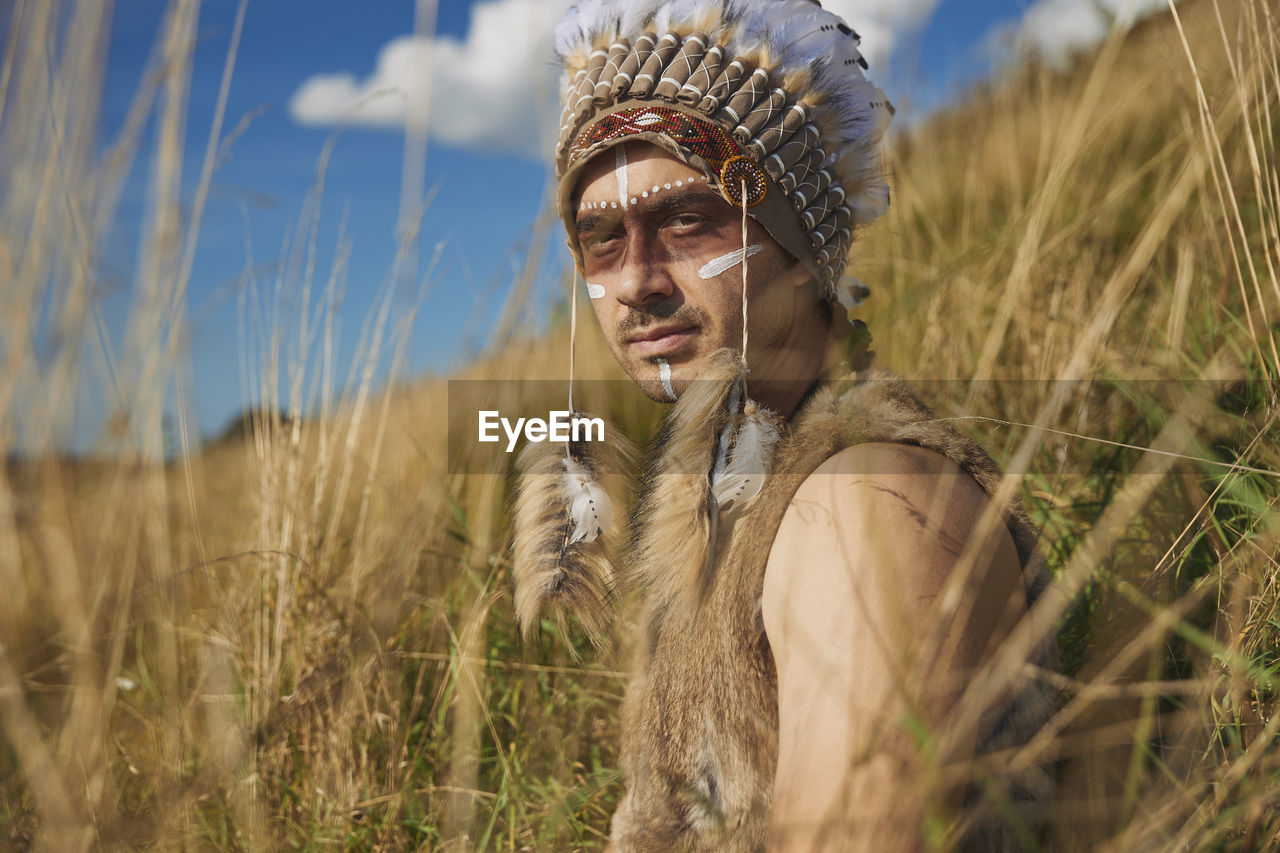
[573,143,814,402]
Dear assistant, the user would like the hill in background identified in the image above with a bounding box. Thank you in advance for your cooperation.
[2,0,1279,848]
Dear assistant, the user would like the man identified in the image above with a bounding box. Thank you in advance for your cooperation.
[512,1,1055,849]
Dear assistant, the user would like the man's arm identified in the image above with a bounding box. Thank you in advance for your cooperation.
[761,442,1026,852]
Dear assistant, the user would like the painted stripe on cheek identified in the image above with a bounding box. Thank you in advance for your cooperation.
[698,245,763,279]
[586,283,605,299]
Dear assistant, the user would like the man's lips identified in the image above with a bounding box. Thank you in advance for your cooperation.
[627,324,697,356]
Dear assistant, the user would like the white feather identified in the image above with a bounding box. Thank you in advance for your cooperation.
[849,183,889,223]
[652,0,710,35]
[711,403,780,511]
[555,0,594,54]
[557,0,663,55]
[618,0,665,38]
[710,421,734,485]
[836,277,871,310]
[744,3,837,63]
[564,457,614,544]
[710,375,742,485]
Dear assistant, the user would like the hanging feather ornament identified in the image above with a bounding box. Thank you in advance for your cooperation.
[710,399,782,513]
[511,242,636,651]
[564,455,612,544]
[705,171,782,518]
[626,349,779,607]
[512,427,633,651]
[705,372,781,516]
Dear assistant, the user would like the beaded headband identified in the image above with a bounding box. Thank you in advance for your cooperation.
[553,0,894,308]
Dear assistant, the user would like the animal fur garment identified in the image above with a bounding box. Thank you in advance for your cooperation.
[610,366,1057,850]
[625,349,746,607]
[511,425,633,650]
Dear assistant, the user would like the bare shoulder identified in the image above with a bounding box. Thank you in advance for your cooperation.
[761,450,1028,849]
[781,440,995,518]
[762,441,1023,661]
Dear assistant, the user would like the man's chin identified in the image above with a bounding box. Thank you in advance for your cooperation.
[625,355,690,403]
[634,377,680,403]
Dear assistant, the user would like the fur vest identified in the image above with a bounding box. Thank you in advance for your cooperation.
[607,360,1056,852]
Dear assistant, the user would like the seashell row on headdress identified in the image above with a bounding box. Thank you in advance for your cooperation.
[554,0,893,298]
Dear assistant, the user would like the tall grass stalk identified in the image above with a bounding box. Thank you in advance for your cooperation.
[2,0,1279,849]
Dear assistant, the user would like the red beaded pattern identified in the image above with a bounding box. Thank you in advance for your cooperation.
[568,105,767,209]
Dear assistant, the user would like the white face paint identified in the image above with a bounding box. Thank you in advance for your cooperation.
[657,358,676,401]
[578,174,707,210]
[615,145,628,211]
[698,244,763,279]
[586,283,606,299]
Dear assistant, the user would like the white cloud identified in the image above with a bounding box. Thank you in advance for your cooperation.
[289,0,574,159]
[997,0,1172,65]
[288,0,936,159]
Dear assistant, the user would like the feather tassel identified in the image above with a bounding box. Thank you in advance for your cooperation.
[564,456,614,544]
[710,400,782,513]
[511,422,633,651]
[627,349,741,606]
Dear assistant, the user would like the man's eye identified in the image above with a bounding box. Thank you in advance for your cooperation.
[584,232,622,256]
[667,213,703,230]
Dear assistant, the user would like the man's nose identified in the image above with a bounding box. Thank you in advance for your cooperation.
[613,229,675,308]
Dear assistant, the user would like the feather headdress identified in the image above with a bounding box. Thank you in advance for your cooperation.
[553,0,893,302]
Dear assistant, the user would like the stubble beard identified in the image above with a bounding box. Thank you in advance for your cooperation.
[611,303,721,402]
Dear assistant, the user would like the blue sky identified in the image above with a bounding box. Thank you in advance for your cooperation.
[89,0,1163,445]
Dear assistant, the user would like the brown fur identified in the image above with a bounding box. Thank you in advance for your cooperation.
[624,349,743,608]
[608,366,1056,852]
[510,426,634,650]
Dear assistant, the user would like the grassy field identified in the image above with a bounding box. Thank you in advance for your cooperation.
[2,0,1279,849]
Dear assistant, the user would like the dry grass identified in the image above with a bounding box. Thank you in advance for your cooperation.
[1,0,1279,849]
